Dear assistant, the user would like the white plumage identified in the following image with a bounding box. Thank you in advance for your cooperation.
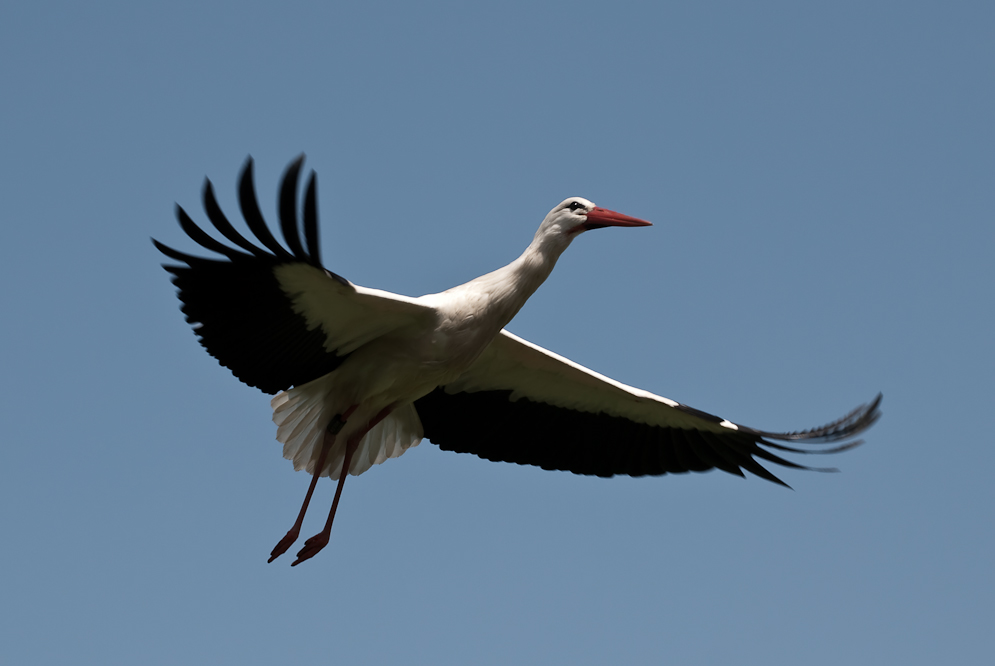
[272,379,423,478]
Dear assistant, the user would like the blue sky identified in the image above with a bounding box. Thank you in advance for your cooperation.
[1,1,992,664]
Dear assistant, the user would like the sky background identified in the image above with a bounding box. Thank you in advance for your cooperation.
[1,1,992,664]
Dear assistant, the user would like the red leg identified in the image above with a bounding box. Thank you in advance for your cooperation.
[291,406,394,566]
[268,406,358,563]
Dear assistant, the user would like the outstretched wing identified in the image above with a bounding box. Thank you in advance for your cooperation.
[154,155,435,394]
[414,330,881,486]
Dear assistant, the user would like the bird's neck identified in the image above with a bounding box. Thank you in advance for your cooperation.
[480,232,570,327]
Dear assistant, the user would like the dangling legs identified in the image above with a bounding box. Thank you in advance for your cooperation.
[268,405,358,563]
[291,405,395,566]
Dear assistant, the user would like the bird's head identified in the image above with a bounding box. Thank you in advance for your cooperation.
[535,197,652,250]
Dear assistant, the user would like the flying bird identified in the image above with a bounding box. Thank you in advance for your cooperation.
[154,156,881,566]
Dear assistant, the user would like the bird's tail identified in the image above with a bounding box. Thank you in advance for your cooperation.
[270,378,423,478]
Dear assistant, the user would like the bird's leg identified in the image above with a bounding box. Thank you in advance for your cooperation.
[268,405,357,563]
[291,405,394,566]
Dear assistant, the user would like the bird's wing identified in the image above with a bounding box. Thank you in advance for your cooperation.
[415,330,881,485]
[153,155,436,394]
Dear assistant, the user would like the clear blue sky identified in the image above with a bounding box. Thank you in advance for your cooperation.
[1,2,992,664]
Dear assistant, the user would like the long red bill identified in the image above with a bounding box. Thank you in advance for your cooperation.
[582,207,652,231]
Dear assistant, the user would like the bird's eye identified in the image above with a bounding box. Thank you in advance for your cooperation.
[569,201,584,212]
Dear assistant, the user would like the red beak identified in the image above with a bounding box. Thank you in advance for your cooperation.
[582,207,652,231]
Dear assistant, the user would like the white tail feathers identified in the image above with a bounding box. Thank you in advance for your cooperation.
[271,381,423,479]
[348,403,423,477]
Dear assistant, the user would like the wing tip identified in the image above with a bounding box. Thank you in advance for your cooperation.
[747,392,883,444]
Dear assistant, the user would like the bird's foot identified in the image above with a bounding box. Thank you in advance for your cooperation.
[291,532,329,566]
[268,528,300,563]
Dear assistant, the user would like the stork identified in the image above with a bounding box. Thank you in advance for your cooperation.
[154,156,881,566]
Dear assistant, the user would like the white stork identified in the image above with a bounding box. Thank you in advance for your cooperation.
[154,156,881,566]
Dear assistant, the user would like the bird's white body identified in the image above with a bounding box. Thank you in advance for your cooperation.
[272,197,592,479]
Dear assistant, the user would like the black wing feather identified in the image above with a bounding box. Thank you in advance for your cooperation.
[175,205,244,260]
[303,171,321,266]
[238,158,294,260]
[152,238,200,265]
[414,389,881,486]
[154,157,344,394]
[745,394,883,443]
[202,180,268,257]
[278,155,308,259]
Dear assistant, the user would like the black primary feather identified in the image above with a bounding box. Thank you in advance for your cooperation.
[278,155,308,259]
[302,172,321,266]
[414,389,882,486]
[238,158,294,260]
[154,157,344,394]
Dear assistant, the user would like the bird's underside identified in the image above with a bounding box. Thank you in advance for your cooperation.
[154,155,882,564]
